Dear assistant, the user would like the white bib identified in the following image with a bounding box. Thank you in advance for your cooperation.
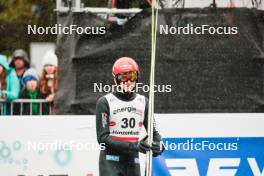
[105,93,146,142]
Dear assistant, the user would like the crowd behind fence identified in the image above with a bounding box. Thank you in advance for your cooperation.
[0,99,52,115]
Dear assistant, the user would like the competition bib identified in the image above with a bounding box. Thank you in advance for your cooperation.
[105,93,146,142]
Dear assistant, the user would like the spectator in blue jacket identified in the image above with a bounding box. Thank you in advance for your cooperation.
[0,54,20,115]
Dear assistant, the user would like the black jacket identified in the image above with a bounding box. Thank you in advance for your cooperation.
[96,91,161,155]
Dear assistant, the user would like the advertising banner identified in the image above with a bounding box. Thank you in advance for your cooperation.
[153,114,264,176]
[0,114,264,176]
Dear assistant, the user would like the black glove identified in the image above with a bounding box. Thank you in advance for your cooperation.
[151,141,165,157]
[131,136,151,154]
[137,140,151,154]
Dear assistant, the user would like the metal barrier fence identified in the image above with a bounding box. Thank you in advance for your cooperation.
[55,0,143,13]
[0,99,52,115]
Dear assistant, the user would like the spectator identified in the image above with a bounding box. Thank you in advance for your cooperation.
[0,54,20,115]
[10,49,30,89]
[20,68,49,115]
[40,50,58,113]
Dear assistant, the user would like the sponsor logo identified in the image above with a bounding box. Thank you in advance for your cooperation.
[113,107,137,115]
[109,121,117,126]
[111,130,139,136]
[101,112,108,128]
[136,109,143,115]
[164,158,263,176]
[137,97,144,104]
[106,155,120,162]
[153,138,264,176]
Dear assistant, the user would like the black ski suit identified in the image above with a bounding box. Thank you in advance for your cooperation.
[96,91,161,176]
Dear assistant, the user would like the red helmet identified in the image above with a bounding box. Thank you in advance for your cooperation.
[112,57,139,76]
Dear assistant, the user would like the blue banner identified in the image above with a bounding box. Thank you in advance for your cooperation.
[153,137,264,176]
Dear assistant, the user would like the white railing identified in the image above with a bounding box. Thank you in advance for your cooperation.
[0,99,52,115]
[55,0,264,13]
[55,0,142,14]
[55,6,143,14]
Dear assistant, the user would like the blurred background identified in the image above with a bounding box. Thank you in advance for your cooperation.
[0,0,262,73]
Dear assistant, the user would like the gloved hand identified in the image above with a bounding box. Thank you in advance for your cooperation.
[137,140,151,154]
[132,136,151,154]
[151,141,165,157]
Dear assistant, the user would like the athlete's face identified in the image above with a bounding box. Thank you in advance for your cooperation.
[120,80,136,93]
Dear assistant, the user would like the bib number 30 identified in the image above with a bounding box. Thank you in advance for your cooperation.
[121,118,136,128]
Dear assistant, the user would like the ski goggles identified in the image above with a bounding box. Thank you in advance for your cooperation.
[116,71,138,82]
